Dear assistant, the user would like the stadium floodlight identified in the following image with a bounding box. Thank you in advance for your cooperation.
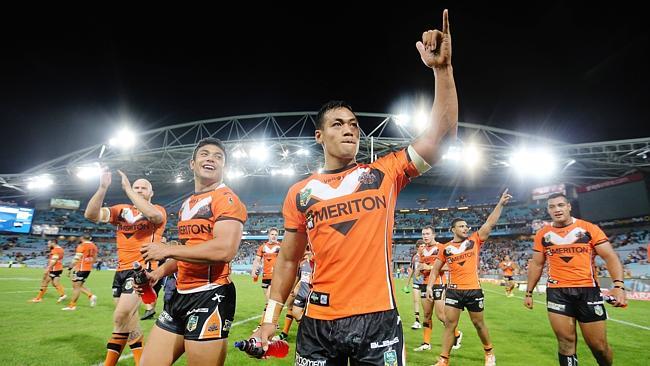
[27,175,54,190]
[394,114,410,127]
[271,167,295,176]
[442,144,482,168]
[108,128,136,149]
[232,149,248,159]
[509,148,557,178]
[226,170,244,179]
[414,110,428,132]
[249,145,269,162]
[175,176,184,183]
[296,148,310,156]
[76,163,102,180]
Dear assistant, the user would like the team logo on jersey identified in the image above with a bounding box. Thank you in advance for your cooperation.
[542,228,592,246]
[187,315,199,332]
[444,240,475,256]
[180,196,213,221]
[383,350,398,366]
[300,188,312,207]
[120,208,144,224]
[358,170,376,185]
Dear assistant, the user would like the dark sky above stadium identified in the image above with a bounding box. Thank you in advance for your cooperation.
[1,2,649,173]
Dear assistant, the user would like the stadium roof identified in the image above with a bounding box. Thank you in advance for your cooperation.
[1,112,649,199]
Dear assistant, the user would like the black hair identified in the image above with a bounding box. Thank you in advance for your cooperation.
[547,193,568,202]
[450,218,466,229]
[315,100,354,130]
[192,137,228,162]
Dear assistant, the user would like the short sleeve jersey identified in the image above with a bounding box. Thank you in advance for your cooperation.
[76,241,98,271]
[256,242,281,280]
[533,218,608,288]
[438,232,484,290]
[176,184,247,293]
[109,204,167,271]
[282,149,420,320]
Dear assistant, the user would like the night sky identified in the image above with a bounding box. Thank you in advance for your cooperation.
[1,2,648,173]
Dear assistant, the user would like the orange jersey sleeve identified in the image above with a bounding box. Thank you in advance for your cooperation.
[108,204,167,271]
[282,149,420,320]
[534,218,607,288]
[176,185,247,292]
[439,232,483,290]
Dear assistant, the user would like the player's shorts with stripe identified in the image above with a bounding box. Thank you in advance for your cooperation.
[156,283,236,341]
[48,270,62,279]
[296,309,404,366]
[546,287,607,323]
[444,288,485,312]
[72,271,90,282]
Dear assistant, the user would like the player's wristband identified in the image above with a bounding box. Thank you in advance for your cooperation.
[262,299,284,325]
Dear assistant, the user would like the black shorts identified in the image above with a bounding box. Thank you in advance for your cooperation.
[156,283,236,341]
[546,287,608,323]
[48,270,62,279]
[261,278,272,289]
[72,271,91,282]
[296,309,405,366]
[444,289,485,312]
[112,270,136,298]
[504,276,514,281]
[412,283,423,290]
[425,285,445,301]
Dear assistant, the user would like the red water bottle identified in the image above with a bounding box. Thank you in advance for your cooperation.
[133,262,157,304]
[234,338,289,358]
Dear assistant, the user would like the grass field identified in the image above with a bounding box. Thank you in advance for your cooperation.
[1,268,648,365]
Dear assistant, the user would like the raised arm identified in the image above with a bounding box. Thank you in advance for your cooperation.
[117,170,164,225]
[84,170,111,223]
[411,9,458,166]
[478,189,512,241]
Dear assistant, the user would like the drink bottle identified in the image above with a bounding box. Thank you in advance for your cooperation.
[133,262,157,304]
[234,338,289,358]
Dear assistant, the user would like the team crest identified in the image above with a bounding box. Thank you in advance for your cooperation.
[383,350,398,366]
[358,170,376,185]
[124,278,133,290]
[594,305,603,316]
[478,300,484,309]
[300,188,312,207]
[187,315,199,332]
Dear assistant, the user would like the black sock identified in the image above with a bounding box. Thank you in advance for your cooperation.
[558,353,578,366]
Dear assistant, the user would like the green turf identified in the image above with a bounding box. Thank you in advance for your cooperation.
[1,268,648,365]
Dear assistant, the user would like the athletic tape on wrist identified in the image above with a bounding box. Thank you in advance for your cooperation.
[263,299,284,324]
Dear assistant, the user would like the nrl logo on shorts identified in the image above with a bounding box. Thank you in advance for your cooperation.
[222,319,232,331]
[594,304,603,316]
[186,315,199,332]
[300,188,312,207]
[125,278,133,290]
[358,169,376,185]
[383,350,398,366]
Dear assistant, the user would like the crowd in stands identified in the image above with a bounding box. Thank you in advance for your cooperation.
[2,205,648,275]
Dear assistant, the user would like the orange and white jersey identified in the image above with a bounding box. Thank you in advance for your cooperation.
[176,184,247,293]
[500,261,515,277]
[420,243,447,285]
[49,245,65,271]
[75,241,98,271]
[109,204,167,271]
[283,149,421,320]
[534,218,608,288]
[256,241,281,280]
[438,232,484,290]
